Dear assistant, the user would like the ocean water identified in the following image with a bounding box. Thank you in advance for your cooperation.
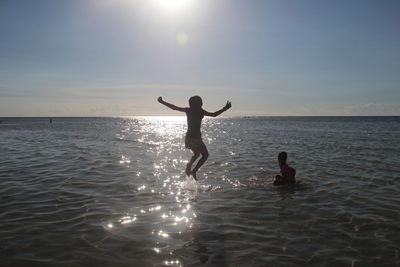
[1,116,399,267]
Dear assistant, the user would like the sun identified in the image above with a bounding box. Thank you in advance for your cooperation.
[154,0,194,13]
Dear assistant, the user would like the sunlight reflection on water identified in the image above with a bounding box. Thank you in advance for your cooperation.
[104,116,201,265]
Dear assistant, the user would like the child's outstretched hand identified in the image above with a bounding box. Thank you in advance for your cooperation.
[224,101,232,110]
[158,97,163,103]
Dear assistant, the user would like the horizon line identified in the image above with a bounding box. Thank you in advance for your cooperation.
[1,115,399,119]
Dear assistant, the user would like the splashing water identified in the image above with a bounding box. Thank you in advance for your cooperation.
[180,175,199,191]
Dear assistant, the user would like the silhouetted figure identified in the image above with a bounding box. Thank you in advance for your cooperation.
[274,151,296,185]
[158,96,231,180]
[49,118,52,124]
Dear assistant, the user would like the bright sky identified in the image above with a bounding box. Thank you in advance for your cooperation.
[0,0,399,116]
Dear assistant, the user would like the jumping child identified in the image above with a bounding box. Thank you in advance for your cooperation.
[274,151,296,185]
[158,96,231,180]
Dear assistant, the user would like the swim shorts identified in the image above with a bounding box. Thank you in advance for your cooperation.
[185,136,205,149]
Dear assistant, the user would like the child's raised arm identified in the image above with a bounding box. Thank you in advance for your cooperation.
[204,101,232,117]
[158,97,186,112]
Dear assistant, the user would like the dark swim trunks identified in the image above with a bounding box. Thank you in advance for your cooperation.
[185,136,205,149]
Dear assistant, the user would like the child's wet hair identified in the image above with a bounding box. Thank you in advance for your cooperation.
[278,151,287,163]
[189,96,203,108]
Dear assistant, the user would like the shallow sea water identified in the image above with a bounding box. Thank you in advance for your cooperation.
[1,116,399,266]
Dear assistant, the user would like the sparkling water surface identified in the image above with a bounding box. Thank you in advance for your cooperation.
[1,117,399,266]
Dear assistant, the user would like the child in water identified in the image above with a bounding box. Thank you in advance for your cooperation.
[274,151,296,185]
[158,96,231,180]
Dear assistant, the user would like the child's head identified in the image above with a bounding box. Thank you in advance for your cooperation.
[278,151,287,166]
[189,96,203,108]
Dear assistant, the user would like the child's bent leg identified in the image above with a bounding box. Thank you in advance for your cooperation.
[186,149,200,176]
[191,145,209,180]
